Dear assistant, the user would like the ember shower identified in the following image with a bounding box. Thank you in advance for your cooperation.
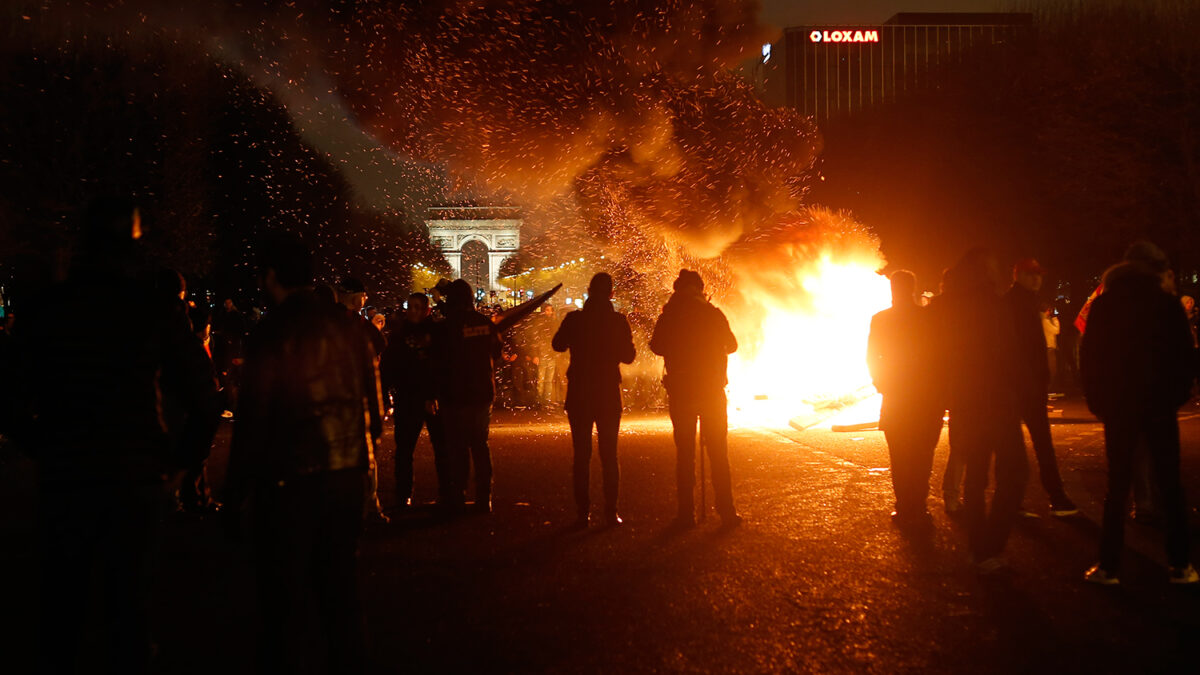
[35,0,893,421]
[321,1,891,419]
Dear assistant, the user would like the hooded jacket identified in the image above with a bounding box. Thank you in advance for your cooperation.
[649,290,738,394]
[1080,262,1194,420]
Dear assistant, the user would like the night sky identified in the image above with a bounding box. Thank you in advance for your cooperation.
[762,0,1017,26]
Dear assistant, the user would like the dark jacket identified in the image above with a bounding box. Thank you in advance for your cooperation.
[551,298,636,413]
[1004,283,1050,395]
[1080,262,1194,421]
[649,290,738,393]
[940,282,1025,418]
[8,270,215,483]
[380,317,438,407]
[435,304,502,406]
[227,289,383,496]
[867,301,940,430]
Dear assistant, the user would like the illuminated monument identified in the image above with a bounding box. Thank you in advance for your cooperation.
[762,13,1033,122]
[425,205,521,294]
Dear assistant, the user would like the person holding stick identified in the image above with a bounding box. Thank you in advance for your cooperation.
[651,270,741,530]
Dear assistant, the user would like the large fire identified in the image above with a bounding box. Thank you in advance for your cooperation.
[723,247,892,429]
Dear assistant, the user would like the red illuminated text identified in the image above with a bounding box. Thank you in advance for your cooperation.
[809,30,879,44]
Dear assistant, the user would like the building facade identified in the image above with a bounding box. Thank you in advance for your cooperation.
[425,205,521,294]
[763,13,1032,123]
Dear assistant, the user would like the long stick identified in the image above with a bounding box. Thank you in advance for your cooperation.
[698,423,707,523]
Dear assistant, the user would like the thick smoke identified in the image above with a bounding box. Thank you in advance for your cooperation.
[330,0,820,259]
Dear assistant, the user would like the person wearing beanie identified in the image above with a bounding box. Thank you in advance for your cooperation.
[552,272,637,529]
[650,269,741,529]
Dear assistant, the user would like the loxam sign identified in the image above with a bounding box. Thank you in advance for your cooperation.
[809,30,879,43]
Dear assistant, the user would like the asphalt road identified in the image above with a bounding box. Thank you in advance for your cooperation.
[4,397,1200,673]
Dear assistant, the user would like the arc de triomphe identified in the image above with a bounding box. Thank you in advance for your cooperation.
[425,205,521,294]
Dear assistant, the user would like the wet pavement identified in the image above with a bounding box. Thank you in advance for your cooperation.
[3,396,1200,673]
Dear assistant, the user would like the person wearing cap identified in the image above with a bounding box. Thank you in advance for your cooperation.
[552,273,637,529]
[1004,258,1079,517]
[433,279,502,513]
[1080,241,1197,585]
[650,269,741,529]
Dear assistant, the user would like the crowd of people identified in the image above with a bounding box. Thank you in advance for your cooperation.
[2,196,1198,673]
[868,244,1198,584]
[0,199,744,673]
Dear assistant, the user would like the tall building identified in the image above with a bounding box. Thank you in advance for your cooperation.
[761,13,1033,123]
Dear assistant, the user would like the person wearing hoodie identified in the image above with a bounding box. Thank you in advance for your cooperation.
[1080,241,1197,585]
[552,273,637,529]
[650,270,741,529]
[940,248,1029,574]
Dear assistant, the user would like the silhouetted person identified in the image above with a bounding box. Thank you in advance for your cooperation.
[650,270,741,529]
[940,249,1028,573]
[1080,241,1197,585]
[224,234,384,672]
[929,267,965,515]
[867,270,942,527]
[337,276,389,523]
[153,268,221,516]
[380,292,449,509]
[211,296,247,414]
[552,273,636,528]
[6,197,214,674]
[1005,259,1078,517]
[338,276,387,357]
[434,279,502,512]
[178,302,222,513]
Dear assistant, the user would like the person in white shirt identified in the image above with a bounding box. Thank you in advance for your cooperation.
[1040,302,1060,389]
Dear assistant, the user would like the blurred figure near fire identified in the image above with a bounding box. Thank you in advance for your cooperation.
[537,303,567,407]
[435,279,503,513]
[225,233,384,672]
[6,197,216,674]
[930,267,966,516]
[651,270,741,529]
[941,249,1028,574]
[1080,241,1197,585]
[1005,259,1079,517]
[867,270,943,528]
[380,292,448,510]
[552,273,636,529]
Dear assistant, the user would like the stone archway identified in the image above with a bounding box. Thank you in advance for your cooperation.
[460,239,490,295]
[426,206,521,293]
